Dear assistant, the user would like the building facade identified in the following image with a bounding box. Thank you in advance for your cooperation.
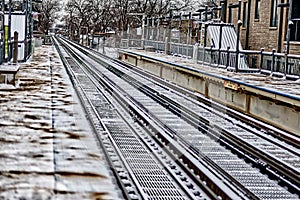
[222,0,300,54]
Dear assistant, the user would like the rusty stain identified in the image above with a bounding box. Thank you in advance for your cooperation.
[62,131,83,139]
[24,114,40,120]
[0,137,20,143]
[87,153,102,159]
[56,171,106,179]
[91,192,109,200]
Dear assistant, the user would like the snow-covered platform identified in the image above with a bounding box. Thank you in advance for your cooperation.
[119,49,300,136]
[0,46,122,199]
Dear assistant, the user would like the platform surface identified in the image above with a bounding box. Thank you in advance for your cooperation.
[120,49,300,100]
[0,46,121,199]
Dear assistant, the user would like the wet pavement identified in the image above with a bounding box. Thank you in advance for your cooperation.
[0,45,121,199]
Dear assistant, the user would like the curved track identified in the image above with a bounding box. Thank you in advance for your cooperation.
[54,36,300,200]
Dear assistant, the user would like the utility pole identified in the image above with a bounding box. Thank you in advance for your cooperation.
[285,1,293,76]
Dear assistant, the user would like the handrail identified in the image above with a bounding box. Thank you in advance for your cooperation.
[120,39,300,79]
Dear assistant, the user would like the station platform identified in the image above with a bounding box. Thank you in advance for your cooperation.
[119,49,300,136]
[0,46,122,199]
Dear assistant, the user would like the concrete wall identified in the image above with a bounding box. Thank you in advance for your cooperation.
[250,96,300,134]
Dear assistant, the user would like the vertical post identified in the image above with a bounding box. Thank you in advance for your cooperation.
[203,24,208,64]
[197,21,201,43]
[226,46,230,69]
[245,0,251,49]
[209,45,213,66]
[25,0,31,60]
[163,16,167,40]
[285,1,293,77]
[229,5,232,23]
[205,6,208,22]
[141,15,146,49]
[235,20,242,72]
[271,49,276,74]
[193,44,199,63]
[178,13,182,44]
[218,25,223,65]
[238,0,242,20]
[285,22,293,76]
[220,3,225,22]
[165,10,173,55]
[204,24,208,47]
[187,12,192,44]
[145,17,149,41]
[151,17,155,40]
[8,0,12,61]
[156,17,160,41]
[13,31,18,63]
[259,48,264,71]
[102,36,105,54]
[0,0,4,63]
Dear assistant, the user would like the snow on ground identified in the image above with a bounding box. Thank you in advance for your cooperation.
[0,46,121,199]
[127,49,300,97]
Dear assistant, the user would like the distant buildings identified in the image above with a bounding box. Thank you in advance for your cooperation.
[221,0,300,54]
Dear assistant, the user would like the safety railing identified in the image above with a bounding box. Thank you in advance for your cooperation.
[120,39,300,79]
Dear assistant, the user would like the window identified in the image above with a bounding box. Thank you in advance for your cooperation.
[291,0,300,41]
[243,2,248,27]
[270,0,278,27]
[255,0,260,20]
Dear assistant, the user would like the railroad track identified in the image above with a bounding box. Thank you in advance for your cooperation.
[54,36,300,200]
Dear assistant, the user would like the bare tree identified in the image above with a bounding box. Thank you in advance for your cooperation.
[64,0,210,39]
[34,0,61,35]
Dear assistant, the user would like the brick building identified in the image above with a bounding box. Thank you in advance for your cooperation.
[221,0,300,54]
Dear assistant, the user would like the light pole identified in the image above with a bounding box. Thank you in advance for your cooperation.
[286,1,293,77]
[165,9,173,55]
[235,20,243,72]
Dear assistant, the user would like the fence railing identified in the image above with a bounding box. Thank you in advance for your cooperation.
[121,39,300,79]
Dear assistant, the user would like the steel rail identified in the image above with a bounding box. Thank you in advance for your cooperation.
[67,37,300,189]
[54,37,217,200]
[55,37,253,199]
[56,36,299,200]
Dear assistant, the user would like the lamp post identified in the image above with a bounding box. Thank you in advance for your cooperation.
[165,4,175,55]
[285,1,293,77]
[235,20,242,72]
[278,1,293,76]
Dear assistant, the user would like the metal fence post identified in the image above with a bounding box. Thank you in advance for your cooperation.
[235,20,242,72]
[226,46,230,69]
[210,45,213,66]
[193,44,198,63]
[187,12,192,45]
[165,11,173,55]
[259,48,264,71]
[271,49,276,74]
[218,25,223,66]
[151,17,155,40]
[13,31,18,63]
[157,17,161,41]
[164,37,169,55]
[142,16,146,49]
